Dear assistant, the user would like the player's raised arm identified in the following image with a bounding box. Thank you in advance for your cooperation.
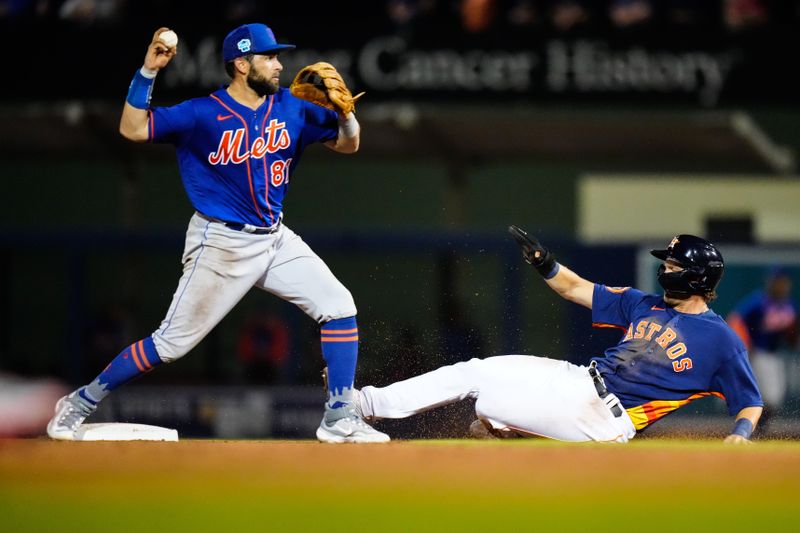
[509,225,595,309]
[119,28,178,142]
[724,406,763,444]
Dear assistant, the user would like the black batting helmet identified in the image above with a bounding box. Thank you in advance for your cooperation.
[650,235,724,297]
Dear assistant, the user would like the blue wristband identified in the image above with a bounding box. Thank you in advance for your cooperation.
[544,262,560,280]
[126,68,156,109]
[731,418,754,439]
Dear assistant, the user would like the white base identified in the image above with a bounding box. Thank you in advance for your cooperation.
[74,423,179,442]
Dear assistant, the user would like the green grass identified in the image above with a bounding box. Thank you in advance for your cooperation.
[2,438,799,532]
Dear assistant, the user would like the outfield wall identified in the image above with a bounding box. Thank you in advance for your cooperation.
[578,175,800,243]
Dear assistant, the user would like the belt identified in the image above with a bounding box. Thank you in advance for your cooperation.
[588,361,623,418]
[197,212,281,235]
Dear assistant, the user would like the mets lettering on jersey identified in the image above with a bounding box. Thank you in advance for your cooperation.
[208,121,291,165]
[590,285,762,430]
[148,87,338,227]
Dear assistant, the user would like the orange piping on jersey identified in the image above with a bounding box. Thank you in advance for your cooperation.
[592,322,628,332]
[259,95,276,225]
[320,328,359,335]
[727,314,752,349]
[625,392,725,430]
[606,287,631,294]
[130,343,145,373]
[210,94,267,225]
[321,336,359,342]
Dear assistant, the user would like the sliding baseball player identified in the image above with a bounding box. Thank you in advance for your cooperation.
[354,228,763,443]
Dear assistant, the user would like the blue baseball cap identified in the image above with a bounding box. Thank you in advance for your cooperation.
[222,23,295,62]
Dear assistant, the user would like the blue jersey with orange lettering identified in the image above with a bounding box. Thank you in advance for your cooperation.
[590,284,762,430]
[148,87,338,226]
[732,290,797,352]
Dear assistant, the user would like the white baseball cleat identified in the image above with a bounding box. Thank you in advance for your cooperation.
[316,414,390,444]
[318,367,388,443]
[46,391,96,441]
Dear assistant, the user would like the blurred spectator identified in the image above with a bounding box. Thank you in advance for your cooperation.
[386,0,445,42]
[549,0,591,32]
[728,267,798,434]
[609,0,652,28]
[224,0,257,23]
[236,309,291,384]
[0,0,26,18]
[58,0,126,26]
[0,0,57,19]
[2,0,786,34]
[460,0,498,33]
[507,0,538,27]
[723,0,769,31]
[387,0,419,27]
[663,0,718,28]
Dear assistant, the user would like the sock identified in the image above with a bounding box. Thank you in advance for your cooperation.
[320,316,358,410]
[81,337,163,403]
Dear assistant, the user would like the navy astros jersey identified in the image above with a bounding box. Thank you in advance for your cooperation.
[590,285,763,430]
[148,87,339,227]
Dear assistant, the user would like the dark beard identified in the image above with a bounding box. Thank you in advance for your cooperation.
[247,72,279,97]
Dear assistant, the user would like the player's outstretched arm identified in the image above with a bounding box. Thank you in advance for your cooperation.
[724,406,762,444]
[119,28,177,142]
[545,263,595,309]
[508,225,595,309]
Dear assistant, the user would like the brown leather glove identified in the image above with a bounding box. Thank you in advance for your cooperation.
[289,62,364,116]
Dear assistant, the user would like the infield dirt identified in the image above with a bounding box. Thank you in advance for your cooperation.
[2,438,799,532]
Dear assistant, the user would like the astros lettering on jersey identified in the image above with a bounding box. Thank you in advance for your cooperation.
[590,285,762,430]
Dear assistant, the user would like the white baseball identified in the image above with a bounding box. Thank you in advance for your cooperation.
[158,30,178,48]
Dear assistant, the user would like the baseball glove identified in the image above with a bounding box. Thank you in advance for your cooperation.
[290,62,364,116]
[508,225,557,277]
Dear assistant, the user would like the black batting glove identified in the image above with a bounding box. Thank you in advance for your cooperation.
[508,225,558,278]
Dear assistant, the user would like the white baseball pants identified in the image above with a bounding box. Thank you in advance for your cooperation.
[152,213,356,362]
[360,355,636,443]
[750,349,788,408]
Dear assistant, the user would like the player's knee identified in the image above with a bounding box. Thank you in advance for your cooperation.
[315,287,357,323]
[338,286,357,314]
[151,333,192,363]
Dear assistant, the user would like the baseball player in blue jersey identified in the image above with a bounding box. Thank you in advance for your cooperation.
[47,24,388,443]
[352,229,763,443]
[728,267,797,431]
